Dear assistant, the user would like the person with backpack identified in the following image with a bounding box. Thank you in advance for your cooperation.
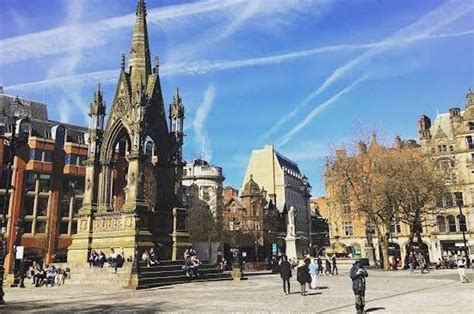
[350,260,369,314]
[297,259,311,296]
[279,255,292,295]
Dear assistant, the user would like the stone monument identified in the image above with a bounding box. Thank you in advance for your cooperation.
[67,0,187,287]
[285,206,298,260]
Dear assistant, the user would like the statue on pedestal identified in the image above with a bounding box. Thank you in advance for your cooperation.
[285,206,297,260]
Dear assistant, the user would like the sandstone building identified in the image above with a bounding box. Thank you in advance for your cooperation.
[322,89,474,264]
[242,144,312,257]
[418,88,474,260]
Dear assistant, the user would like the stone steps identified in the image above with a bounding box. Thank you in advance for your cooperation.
[64,260,231,289]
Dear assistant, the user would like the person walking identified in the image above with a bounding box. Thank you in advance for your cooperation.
[325,255,332,276]
[279,255,292,295]
[408,252,416,274]
[457,258,471,283]
[332,255,339,275]
[317,256,323,275]
[297,259,311,296]
[417,252,428,274]
[350,261,369,314]
[18,258,26,288]
[309,258,318,289]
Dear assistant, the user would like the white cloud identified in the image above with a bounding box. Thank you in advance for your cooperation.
[277,75,368,147]
[264,0,474,140]
[45,0,88,123]
[193,84,216,161]
[315,0,473,96]
[5,29,472,93]
[0,0,247,65]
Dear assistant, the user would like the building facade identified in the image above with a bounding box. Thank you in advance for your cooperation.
[182,159,224,216]
[309,197,330,255]
[322,136,424,263]
[322,88,474,264]
[222,177,278,261]
[418,88,474,260]
[242,144,311,257]
[0,92,88,273]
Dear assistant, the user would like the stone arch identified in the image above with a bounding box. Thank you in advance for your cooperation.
[101,119,133,161]
[97,119,133,210]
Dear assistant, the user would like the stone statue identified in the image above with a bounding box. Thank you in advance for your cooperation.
[287,206,296,236]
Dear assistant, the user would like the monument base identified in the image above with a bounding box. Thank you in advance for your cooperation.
[285,235,298,261]
[68,213,155,264]
[364,245,376,266]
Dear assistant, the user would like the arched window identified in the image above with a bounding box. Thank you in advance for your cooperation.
[144,136,154,158]
[447,215,457,233]
[436,216,446,233]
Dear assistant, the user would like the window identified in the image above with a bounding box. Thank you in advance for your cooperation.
[454,192,463,207]
[436,216,446,233]
[447,215,457,233]
[43,151,53,162]
[449,145,454,152]
[458,214,467,232]
[444,193,453,208]
[59,176,84,235]
[390,219,401,234]
[342,203,351,214]
[28,149,53,162]
[469,122,474,131]
[22,172,50,235]
[38,174,51,193]
[466,136,474,149]
[343,222,353,236]
[29,149,42,161]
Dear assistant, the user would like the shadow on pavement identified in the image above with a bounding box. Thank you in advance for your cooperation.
[1,301,166,313]
[306,292,322,296]
[315,286,329,290]
[365,307,386,312]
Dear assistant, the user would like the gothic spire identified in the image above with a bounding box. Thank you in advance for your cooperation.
[89,83,106,116]
[129,0,151,88]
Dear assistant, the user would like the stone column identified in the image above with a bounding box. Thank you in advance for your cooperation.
[171,207,191,261]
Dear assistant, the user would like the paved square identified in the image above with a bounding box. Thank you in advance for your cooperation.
[1,269,473,313]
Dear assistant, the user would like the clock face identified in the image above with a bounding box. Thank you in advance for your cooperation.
[115,98,127,115]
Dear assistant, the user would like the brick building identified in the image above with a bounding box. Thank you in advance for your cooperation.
[222,177,279,261]
[0,92,88,273]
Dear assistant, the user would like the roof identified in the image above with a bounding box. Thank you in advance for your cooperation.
[0,94,88,144]
[0,94,48,123]
[430,112,459,141]
[275,151,301,174]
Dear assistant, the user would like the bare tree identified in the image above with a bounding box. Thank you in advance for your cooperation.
[393,149,446,261]
[326,134,428,270]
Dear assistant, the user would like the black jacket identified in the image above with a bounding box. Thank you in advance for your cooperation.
[350,265,368,293]
[279,261,292,280]
[297,265,311,284]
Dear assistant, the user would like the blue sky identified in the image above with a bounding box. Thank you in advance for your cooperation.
[1,0,473,196]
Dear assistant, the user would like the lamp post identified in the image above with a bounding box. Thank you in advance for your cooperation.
[455,194,470,268]
[0,111,31,305]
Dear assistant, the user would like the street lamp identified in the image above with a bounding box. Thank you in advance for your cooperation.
[455,194,470,268]
[0,110,31,305]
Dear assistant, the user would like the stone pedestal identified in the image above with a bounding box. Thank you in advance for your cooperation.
[364,245,376,266]
[232,268,242,280]
[285,235,298,261]
[68,213,154,264]
[170,207,191,261]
